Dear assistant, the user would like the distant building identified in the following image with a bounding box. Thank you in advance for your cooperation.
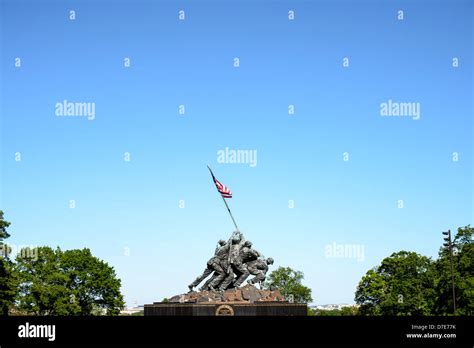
[120,305,144,315]
[310,304,359,311]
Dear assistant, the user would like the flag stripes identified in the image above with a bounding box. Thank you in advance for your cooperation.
[213,177,232,198]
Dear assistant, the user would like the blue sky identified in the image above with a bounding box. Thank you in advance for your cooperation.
[1,0,472,306]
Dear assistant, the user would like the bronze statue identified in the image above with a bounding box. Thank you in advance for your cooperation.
[188,239,228,291]
[188,231,273,292]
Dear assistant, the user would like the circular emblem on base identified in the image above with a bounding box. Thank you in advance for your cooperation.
[215,304,234,316]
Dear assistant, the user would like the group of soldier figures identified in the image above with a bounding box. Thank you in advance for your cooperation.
[188,231,274,292]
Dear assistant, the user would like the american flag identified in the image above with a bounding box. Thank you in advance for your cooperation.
[212,176,232,198]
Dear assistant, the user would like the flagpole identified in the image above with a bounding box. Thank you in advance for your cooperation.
[207,165,240,232]
[220,194,239,232]
[207,166,243,275]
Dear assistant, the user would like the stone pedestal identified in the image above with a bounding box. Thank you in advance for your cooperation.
[144,284,307,316]
[144,302,307,316]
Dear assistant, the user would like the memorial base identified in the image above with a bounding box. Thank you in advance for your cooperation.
[144,301,307,316]
[145,284,306,316]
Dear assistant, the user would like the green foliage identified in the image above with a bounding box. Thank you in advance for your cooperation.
[0,211,125,316]
[0,257,18,316]
[433,226,474,315]
[319,309,339,316]
[355,225,474,316]
[0,211,18,315]
[355,251,435,315]
[264,266,313,303]
[0,210,11,241]
[315,307,359,316]
[316,309,341,316]
[60,248,125,315]
[16,246,125,315]
[16,247,79,315]
[340,306,359,316]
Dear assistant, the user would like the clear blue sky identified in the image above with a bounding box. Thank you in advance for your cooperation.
[1,0,472,306]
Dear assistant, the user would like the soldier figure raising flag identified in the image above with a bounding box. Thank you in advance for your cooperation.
[187,167,273,292]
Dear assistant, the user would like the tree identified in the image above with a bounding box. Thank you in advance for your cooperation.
[355,251,436,315]
[264,266,312,303]
[354,269,385,315]
[433,225,474,315]
[16,246,124,315]
[0,211,18,315]
[315,307,358,316]
[0,210,11,241]
[16,247,79,315]
[316,309,342,316]
[340,306,359,316]
[60,248,125,315]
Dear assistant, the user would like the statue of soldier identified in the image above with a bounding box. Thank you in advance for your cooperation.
[188,239,228,291]
[206,244,232,290]
[232,240,261,287]
[246,257,274,287]
[240,241,261,263]
[199,271,218,291]
[217,231,246,291]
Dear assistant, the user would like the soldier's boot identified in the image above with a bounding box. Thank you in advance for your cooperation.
[188,280,199,290]
[189,267,213,291]
[188,278,202,290]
